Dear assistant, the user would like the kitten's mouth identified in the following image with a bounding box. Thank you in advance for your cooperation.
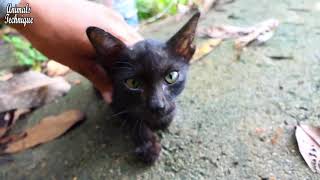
[144,104,176,130]
[150,103,175,117]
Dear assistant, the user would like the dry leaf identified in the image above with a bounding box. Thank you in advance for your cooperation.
[199,19,280,50]
[0,71,71,113]
[0,73,13,81]
[299,124,320,146]
[295,124,320,173]
[235,19,279,49]
[3,110,84,154]
[199,25,252,39]
[0,111,14,138]
[0,108,30,140]
[191,39,222,63]
[46,60,70,77]
[0,132,26,145]
[12,108,30,122]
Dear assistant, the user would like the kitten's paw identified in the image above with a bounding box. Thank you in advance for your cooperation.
[135,141,161,164]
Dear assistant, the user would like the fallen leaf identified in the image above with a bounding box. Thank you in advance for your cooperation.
[191,38,222,63]
[12,108,30,122]
[299,124,320,147]
[0,128,7,139]
[234,19,279,49]
[0,111,14,138]
[199,19,280,50]
[295,124,320,173]
[2,110,84,154]
[0,108,30,140]
[0,71,71,113]
[0,73,13,81]
[199,24,252,39]
[46,60,70,77]
[0,132,26,145]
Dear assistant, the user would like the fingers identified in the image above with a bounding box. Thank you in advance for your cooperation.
[101,91,112,104]
[67,57,113,104]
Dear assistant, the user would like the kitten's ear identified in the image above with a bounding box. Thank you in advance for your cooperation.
[86,26,127,66]
[166,11,200,62]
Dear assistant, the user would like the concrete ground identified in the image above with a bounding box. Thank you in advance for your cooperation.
[1,0,320,179]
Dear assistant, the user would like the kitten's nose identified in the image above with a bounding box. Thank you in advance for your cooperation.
[148,96,166,114]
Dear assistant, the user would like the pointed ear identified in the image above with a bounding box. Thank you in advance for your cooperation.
[86,26,127,67]
[166,11,200,62]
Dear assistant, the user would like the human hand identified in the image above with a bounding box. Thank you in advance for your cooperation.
[11,0,143,103]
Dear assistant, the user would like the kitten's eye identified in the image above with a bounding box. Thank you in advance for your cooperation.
[125,78,142,89]
[165,71,179,84]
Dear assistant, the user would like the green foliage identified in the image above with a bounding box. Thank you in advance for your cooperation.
[2,35,47,70]
[136,0,189,20]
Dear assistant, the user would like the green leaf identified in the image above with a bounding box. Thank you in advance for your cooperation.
[2,35,11,43]
[32,62,42,71]
[14,51,34,66]
[28,48,37,59]
[2,34,48,68]
[136,0,186,20]
[34,50,47,62]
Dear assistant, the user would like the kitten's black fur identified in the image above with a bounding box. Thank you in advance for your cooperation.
[86,12,200,164]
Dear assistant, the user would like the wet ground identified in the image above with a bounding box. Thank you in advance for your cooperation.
[1,0,320,179]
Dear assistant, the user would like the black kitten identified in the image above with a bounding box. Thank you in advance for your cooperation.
[86,12,200,164]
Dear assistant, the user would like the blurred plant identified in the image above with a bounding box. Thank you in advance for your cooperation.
[2,35,47,71]
[136,0,189,20]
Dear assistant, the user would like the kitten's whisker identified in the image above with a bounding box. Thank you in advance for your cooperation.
[133,119,140,134]
[110,110,128,118]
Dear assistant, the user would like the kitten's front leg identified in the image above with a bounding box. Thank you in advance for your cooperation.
[131,120,161,164]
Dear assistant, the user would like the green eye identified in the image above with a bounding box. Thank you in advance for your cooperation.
[165,71,179,84]
[125,78,141,89]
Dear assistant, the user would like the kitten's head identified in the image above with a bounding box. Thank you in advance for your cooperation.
[87,12,200,130]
